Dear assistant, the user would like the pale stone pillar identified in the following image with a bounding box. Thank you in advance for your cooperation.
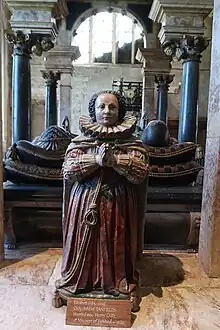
[44,45,80,125]
[147,22,161,49]
[198,15,212,119]
[0,0,10,260]
[0,67,4,259]
[198,3,220,277]
[136,47,171,127]
[59,72,73,126]
[0,2,11,153]
[141,71,155,126]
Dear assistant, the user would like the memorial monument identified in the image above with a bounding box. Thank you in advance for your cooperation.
[52,90,149,322]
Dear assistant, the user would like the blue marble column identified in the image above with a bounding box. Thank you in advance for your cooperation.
[163,35,209,142]
[7,31,54,143]
[41,71,60,128]
[178,58,200,142]
[155,74,174,124]
[7,31,32,143]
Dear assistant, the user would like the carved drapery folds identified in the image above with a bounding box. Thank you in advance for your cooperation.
[163,35,210,63]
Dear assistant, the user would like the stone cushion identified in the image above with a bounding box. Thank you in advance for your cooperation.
[149,161,202,186]
[15,140,65,168]
[148,142,197,165]
[4,160,62,185]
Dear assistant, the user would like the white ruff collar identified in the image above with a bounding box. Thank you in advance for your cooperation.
[79,115,137,138]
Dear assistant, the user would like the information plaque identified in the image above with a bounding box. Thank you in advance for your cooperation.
[66,298,132,328]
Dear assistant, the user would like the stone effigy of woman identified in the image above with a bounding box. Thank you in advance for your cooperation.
[53,90,149,312]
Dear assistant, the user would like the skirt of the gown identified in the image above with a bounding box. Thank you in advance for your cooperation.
[57,178,141,294]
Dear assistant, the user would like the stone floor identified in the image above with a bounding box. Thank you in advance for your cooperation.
[0,245,220,330]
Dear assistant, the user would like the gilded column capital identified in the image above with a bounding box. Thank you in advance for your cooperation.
[155,74,175,91]
[41,70,61,86]
[6,30,54,57]
[6,31,31,56]
[163,35,210,62]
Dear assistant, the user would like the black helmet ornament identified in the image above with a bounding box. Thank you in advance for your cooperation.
[141,120,170,147]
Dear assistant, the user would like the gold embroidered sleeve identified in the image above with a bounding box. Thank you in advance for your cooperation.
[113,147,148,184]
[62,149,99,181]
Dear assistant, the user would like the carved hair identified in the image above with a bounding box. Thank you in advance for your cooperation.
[88,90,127,122]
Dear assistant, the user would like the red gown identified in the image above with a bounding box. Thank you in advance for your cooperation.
[56,116,148,295]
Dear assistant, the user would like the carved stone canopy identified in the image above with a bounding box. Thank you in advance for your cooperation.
[149,0,213,45]
[6,0,68,39]
[149,0,213,22]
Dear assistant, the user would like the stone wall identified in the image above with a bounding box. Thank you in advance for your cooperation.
[30,52,211,137]
[30,61,143,136]
[31,56,45,139]
[71,64,142,133]
[30,54,61,139]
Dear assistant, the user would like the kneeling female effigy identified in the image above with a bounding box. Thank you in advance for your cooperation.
[53,90,149,313]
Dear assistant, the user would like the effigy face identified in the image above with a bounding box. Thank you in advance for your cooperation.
[95,93,119,127]
[52,91,149,326]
